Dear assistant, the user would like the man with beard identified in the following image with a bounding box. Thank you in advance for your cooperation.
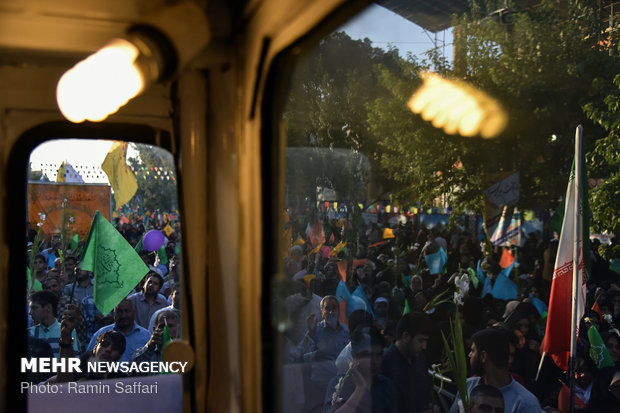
[42,274,88,351]
[133,310,180,364]
[49,304,127,382]
[300,295,349,413]
[380,312,437,413]
[128,271,168,329]
[86,299,151,362]
[63,268,93,304]
[449,328,542,413]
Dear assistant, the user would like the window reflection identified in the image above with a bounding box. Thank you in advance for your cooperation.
[276,2,619,413]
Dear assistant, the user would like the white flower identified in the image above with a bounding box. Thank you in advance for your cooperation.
[453,291,464,306]
[331,361,353,405]
[603,313,613,324]
[455,274,470,295]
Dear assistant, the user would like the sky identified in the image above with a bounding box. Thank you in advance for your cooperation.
[29,4,455,181]
[340,3,453,61]
[30,139,138,183]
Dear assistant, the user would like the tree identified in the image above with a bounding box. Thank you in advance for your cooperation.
[282,1,618,230]
[369,0,617,216]
[584,73,620,238]
[367,57,481,212]
[283,32,404,207]
[126,144,178,212]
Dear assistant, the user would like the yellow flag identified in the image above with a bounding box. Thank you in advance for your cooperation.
[303,274,317,285]
[308,242,324,255]
[102,142,138,208]
[57,162,66,182]
[329,241,347,257]
[163,222,174,237]
[383,228,395,239]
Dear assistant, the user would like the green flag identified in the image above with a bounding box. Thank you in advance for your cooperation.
[467,267,479,289]
[157,244,168,266]
[26,267,42,291]
[80,211,149,315]
[162,324,172,350]
[548,200,565,235]
[161,324,173,368]
[587,324,615,369]
[402,298,411,315]
[71,233,80,252]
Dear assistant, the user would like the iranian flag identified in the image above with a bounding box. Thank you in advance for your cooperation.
[541,126,589,371]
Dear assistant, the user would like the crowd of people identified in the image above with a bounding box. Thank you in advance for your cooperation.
[279,212,620,413]
[24,207,620,412]
[25,219,181,383]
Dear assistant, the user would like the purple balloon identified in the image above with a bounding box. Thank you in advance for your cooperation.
[143,230,165,252]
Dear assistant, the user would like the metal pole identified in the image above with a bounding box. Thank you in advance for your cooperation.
[569,125,583,413]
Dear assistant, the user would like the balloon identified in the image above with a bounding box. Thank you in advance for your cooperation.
[143,230,165,252]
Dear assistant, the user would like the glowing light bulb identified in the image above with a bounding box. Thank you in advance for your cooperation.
[57,39,145,123]
[408,72,508,139]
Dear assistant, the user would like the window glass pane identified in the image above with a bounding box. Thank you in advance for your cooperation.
[276,2,618,413]
[25,139,184,408]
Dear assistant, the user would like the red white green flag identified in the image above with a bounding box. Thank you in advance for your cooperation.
[541,126,587,371]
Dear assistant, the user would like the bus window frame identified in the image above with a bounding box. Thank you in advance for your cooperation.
[259,2,374,411]
[5,121,193,410]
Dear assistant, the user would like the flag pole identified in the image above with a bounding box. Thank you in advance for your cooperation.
[535,351,545,381]
[69,266,78,302]
[569,125,583,413]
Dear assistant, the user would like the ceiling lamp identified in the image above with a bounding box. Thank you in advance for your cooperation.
[57,1,209,123]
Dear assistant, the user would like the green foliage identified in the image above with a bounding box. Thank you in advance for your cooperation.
[284,33,403,206]
[282,1,618,228]
[285,32,399,150]
[28,228,45,290]
[423,289,452,312]
[127,144,178,212]
[374,0,615,211]
[599,244,620,261]
[440,309,469,410]
[584,73,620,234]
[368,58,484,215]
